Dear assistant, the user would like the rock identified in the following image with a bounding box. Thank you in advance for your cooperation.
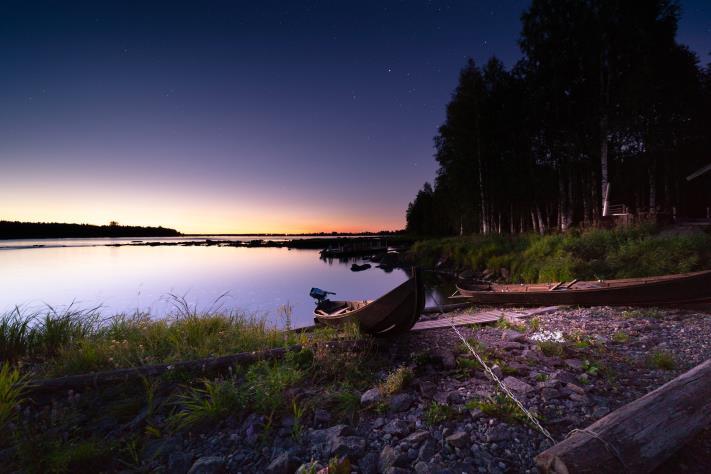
[496,341,526,351]
[404,431,430,445]
[361,388,382,405]
[485,425,509,443]
[541,387,563,400]
[502,376,534,394]
[383,419,410,436]
[417,381,437,398]
[445,431,470,448]
[357,452,378,474]
[433,349,457,369]
[379,445,409,471]
[385,468,410,474]
[566,382,586,394]
[313,408,331,425]
[418,439,436,462]
[468,408,484,420]
[565,359,584,370]
[265,451,298,474]
[490,365,504,379]
[551,370,579,385]
[501,329,527,343]
[389,393,413,412]
[187,456,226,474]
[167,452,192,474]
[372,417,386,429]
[331,436,367,458]
[414,461,431,473]
[309,424,353,445]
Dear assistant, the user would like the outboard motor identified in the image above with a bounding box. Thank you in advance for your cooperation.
[310,287,335,304]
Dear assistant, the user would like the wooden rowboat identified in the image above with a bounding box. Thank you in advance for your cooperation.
[454,270,711,306]
[314,268,425,336]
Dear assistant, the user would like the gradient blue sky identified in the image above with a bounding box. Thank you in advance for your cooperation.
[1,1,709,233]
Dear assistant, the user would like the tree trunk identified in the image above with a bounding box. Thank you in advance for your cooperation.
[535,358,711,473]
[649,157,657,213]
[27,345,302,395]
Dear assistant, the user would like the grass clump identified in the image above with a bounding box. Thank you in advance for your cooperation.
[496,316,526,332]
[169,378,244,431]
[647,350,676,370]
[612,331,630,343]
[424,402,454,426]
[466,393,532,425]
[0,363,27,439]
[622,308,663,320]
[537,340,564,357]
[379,366,414,396]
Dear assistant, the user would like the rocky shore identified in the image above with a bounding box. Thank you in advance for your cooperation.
[146,305,710,474]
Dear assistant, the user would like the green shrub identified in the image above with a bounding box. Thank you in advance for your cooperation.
[0,362,27,439]
[424,402,454,426]
[537,341,564,357]
[169,378,244,431]
[379,366,414,396]
[647,350,676,370]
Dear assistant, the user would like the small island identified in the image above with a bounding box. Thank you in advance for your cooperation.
[0,220,182,240]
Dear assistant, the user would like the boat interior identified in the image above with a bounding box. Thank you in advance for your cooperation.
[315,299,370,316]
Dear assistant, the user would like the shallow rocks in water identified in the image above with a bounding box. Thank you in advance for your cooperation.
[361,388,382,406]
[187,456,226,474]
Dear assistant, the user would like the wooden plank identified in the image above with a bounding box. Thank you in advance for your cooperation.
[535,358,711,473]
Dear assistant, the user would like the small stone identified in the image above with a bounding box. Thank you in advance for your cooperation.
[331,436,367,458]
[383,419,410,436]
[357,452,378,474]
[414,461,431,474]
[265,452,298,474]
[187,456,226,474]
[566,383,586,395]
[313,408,332,425]
[501,329,527,343]
[565,359,584,370]
[389,393,413,412]
[445,431,470,448]
[502,376,534,394]
[469,408,484,420]
[541,387,562,400]
[417,439,436,462]
[404,431,430,445]
[361,388,382,405]
[379,445,409,471]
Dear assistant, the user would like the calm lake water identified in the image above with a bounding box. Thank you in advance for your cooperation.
[0,237,433,328]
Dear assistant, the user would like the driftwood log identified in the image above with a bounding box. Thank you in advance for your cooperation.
[26,344,302,395]
[535,358,711,473]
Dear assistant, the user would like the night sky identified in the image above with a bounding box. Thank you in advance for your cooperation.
[2,1,709,234]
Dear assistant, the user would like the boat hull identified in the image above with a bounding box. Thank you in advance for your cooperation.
[314,268,425,336]
[455,270,711,306]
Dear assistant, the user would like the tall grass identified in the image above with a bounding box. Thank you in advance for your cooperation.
[1,298,294,377]
[409,225,711,282]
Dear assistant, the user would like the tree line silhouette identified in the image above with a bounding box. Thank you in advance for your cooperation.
[406,0,711,235]
[0,221,181,239]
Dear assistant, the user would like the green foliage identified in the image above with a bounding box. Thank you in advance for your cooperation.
[612,331,630,343]
[622,308,663,319]
[331,387,361,423]
[535,373,548,382]
[169,378,244,431]
[424,402,454,426]
[0,362,27,440]
[647,350,676,370]
[408,229,711,283]
[528,317,541,332]
[16,434,113,474]
[496,316,526,332]
[243,361,302,415]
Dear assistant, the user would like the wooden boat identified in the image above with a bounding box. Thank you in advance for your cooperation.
[314,268,425,336]
[454,270,711,306]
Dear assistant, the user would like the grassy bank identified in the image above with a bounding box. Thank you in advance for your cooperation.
[408,225,711,283]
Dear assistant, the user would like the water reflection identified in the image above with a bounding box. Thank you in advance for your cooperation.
[0,245,414,328]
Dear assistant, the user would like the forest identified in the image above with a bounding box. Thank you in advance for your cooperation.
[406,0,711,236]
[0,221,181,239]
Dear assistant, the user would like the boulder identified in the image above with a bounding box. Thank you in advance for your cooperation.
[389,393,413,412]
[361,388,382,405]
[379,445,409,471]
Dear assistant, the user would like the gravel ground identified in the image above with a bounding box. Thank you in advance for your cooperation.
[166,305,711,473]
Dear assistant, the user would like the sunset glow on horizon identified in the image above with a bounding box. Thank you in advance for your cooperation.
[2,1,708,234]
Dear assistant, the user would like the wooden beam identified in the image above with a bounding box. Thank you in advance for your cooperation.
[686,163,711,181]
[535,358,711,473]
[26,345,302,395]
